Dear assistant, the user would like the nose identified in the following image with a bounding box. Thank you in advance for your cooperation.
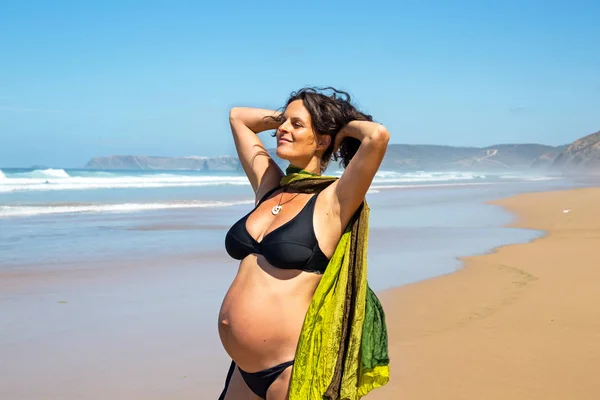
[278,118,291,133]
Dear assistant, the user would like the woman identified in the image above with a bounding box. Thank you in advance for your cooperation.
[218,87,390,400]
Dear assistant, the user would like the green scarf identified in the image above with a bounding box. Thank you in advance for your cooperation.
[281,165,390,399]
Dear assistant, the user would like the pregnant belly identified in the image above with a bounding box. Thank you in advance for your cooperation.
[218,258,320,371]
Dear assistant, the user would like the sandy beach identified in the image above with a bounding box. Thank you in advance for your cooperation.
[370,187,600,399]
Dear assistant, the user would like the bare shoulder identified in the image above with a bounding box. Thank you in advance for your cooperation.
[254,164,284,204]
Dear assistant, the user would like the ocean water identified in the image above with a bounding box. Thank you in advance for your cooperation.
[0,166,586,399]
[0,166,579,274]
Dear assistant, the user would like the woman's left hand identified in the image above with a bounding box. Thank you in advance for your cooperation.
[332,128,349,154]
[335,120,384,152]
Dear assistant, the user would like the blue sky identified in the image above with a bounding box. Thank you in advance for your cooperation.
[1,0,599,167]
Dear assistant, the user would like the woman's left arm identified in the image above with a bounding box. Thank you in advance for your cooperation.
[328,121,390,224]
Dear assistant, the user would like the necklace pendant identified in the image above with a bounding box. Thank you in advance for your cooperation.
[271,205,282,215]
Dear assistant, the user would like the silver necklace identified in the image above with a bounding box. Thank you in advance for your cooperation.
[271,189,300,215]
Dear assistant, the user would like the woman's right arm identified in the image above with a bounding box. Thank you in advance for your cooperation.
[229,107,284,197]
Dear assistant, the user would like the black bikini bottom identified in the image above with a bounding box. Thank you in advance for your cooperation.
[218,359,294,399]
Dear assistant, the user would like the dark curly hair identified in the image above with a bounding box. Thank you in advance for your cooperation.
[268,87,373,173]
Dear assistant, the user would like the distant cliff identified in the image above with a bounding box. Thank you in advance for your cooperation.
[86,143,565,171]
[379,143,561,170]
[552,131,600,170]
[85,155,241,171]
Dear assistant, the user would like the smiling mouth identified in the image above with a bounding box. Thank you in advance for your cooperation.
[278,138,292,144]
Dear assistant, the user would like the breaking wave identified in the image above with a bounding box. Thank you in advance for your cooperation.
[0,171,249,193]
[372,171,486,183]
[0,199,254,218]
[0,168,558,193]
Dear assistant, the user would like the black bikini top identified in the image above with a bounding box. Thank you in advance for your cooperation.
[225,186,330,274]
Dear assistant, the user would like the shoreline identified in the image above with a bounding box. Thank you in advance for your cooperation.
[369,186,600,399]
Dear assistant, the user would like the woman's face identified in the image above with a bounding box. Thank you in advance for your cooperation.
[275,99,329,164]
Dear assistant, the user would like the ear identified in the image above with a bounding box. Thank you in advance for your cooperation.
[316,134,332,151]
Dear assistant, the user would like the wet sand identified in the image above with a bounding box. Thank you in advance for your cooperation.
[0,250,237,400]
[369,187,600,399]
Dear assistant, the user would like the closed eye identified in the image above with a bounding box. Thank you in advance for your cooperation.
[291,117,304,128]
[280,113,306,128]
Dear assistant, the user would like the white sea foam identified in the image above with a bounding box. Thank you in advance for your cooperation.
[0,168,557,193]
[10,168,72,179]
[367,175,561,192]
[372,170,485,183]
[523,177,561,181]
[499,175,560,181]
[0,199,254,218]
[0,172,249,192]
[331,169,486,182]
[371,182,498,191]
[37,168,71,178]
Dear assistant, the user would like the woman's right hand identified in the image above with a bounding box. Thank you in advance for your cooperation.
[229,107,282,135]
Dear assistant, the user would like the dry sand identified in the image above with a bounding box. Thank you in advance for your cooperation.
[369,187,600,399]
